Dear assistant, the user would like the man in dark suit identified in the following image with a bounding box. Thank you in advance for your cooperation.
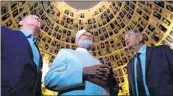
[1,15,43,96]
[124,29,173,96]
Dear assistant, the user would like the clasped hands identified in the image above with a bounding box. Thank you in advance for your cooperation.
[83,64,113,87]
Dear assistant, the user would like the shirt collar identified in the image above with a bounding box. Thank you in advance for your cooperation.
[134,44,146,55]
[76,47,89,54]
[19,28,32,37]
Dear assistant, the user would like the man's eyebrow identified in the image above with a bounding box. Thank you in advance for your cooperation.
[125,32,132,35]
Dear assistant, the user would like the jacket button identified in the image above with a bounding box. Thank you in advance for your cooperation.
[33,90,36,94]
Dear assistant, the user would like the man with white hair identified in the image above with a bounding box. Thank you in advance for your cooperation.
[124,29,173,96]
[44,29,119,95]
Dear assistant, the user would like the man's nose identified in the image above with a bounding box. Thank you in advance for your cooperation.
[124,38,128,42]
[125,38,129,43]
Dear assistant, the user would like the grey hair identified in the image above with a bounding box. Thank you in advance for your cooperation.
[124,29,141,36]
[124,29,145,43]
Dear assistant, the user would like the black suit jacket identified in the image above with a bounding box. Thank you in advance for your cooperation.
[1,26,43,96]
[127,45,173,96]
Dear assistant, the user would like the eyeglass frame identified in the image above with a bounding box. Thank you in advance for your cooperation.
[80,33,93,39]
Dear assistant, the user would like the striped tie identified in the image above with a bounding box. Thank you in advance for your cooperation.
[136,53,146,96]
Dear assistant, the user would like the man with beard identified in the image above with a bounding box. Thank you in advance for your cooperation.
[124,30,173,96]
[44,29,119,95]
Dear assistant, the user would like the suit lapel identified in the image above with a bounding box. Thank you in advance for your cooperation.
[128,56,135,84]
[18,31,33,59]
[127,46,152,95]
[18,31,37,72]
[34,42,43,71]
[145,46,153,78]
[127,56,136,95]
[131,56,136,95]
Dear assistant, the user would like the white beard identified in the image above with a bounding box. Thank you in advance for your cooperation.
[78,39,93,51]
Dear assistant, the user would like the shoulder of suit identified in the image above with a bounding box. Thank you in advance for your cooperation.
[1,26,13,31]
[148,45,173,53]
[152,45,169,49]
[1,27,19,39]
[1,26,16,33]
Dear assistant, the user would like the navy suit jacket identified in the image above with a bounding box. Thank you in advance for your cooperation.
[1,26,43,96]
[127,45,173,96]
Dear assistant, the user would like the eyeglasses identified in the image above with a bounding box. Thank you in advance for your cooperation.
[81,34,93,38]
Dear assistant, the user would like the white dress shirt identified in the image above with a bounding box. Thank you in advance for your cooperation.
[44,47,108,95]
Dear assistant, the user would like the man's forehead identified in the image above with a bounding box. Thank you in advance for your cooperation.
[81,32,93,39]
[30,15,39,18]
[124,30,141,36]
[83,31,91,34]
[82,31,92,36]
[125,30,135,34]
[33,15,39,18]
[24,15,38,19]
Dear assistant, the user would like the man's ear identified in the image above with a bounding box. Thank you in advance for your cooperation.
[19,21,23,26]
[39,23,41,28]
[38,22,41,28]
[140,35,143,42]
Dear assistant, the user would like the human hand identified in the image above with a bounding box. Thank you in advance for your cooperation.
[83,64,111,81]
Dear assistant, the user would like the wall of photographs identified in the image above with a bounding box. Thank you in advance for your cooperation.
[1,1,173,95]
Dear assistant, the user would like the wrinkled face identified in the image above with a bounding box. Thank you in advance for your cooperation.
[79,32,93,41]
[77,32,93,50]
[20,15,41,29]
[124,31,141,48]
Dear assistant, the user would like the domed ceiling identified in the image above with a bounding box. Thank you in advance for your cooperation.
[1,1,173,95]
[63,1,100,10]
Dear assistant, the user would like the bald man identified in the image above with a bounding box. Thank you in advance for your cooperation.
[1,15,43,96]
[44,29,119,95]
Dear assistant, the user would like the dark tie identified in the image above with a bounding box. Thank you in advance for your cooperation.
[27,34,32,38]
[136,53,146,96]
[27,34,37,44]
